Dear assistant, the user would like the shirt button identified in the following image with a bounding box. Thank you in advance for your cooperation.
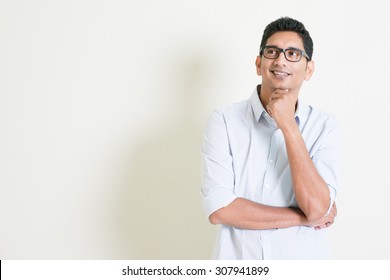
[266,184,270,189]
[269,159,274,163]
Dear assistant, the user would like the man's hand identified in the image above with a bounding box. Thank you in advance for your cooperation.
[266,89,297,130]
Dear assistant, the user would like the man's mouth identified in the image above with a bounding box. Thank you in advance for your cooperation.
[270,70,290,79]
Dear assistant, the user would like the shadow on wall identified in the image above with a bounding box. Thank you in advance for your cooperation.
[115,50,218,259]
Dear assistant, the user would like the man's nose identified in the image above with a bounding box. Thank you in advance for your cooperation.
[274,51,288,65]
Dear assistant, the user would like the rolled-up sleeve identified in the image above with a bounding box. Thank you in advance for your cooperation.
[201,110,237,218]
[311,118,343,206]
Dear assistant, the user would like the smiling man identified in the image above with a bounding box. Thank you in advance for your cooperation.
[201,17,342,259]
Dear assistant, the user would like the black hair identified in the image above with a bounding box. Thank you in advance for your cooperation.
[260,17,313,61]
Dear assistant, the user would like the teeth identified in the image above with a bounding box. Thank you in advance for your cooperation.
[273,71,288,77]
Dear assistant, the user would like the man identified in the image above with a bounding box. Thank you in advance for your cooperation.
[201,17,342,259]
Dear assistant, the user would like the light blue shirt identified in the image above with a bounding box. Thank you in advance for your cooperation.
[201,86,342,259]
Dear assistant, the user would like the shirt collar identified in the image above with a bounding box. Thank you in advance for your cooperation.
[249,85,308,127]
[249,87,264,122]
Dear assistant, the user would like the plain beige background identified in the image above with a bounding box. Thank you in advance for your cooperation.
[1,0,389,259]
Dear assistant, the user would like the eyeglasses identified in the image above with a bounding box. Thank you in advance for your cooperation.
[260,45,310,62]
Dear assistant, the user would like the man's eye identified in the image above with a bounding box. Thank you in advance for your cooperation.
[287,50,300,57]
[266,49,277,55]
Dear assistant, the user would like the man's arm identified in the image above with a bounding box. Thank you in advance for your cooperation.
[209,197,336,230]
[267,89,336,222]
[282,122,331,222]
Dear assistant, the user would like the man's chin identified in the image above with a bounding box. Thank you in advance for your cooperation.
[269,81,291,91]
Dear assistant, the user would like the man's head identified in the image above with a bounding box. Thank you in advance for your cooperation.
[256,17,315,101]
[260,17,313,61]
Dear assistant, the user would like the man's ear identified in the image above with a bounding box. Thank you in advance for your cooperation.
[304,60,315,81]
[255,56,262,76]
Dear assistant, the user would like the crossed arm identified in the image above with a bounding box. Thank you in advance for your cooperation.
[209,197,336,230]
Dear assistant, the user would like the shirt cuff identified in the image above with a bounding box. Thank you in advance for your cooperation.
[324,197,334,216]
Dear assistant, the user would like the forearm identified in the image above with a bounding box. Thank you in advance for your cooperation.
[209,197,308,230]
[282,122,330,222]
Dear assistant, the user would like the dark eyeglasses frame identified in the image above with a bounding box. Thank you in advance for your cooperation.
[260,45,310,62]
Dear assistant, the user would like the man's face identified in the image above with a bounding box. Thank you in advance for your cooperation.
[256,31,314,95]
